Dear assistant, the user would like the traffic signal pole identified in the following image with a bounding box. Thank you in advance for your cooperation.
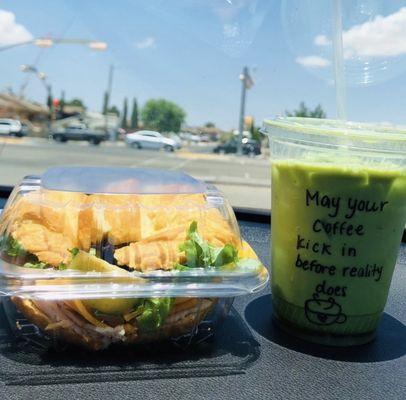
[237,66,248,156]
[104,64,114,139]
[237,66,254,155]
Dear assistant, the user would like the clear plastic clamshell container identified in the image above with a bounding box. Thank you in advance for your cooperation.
[0,167,268,350]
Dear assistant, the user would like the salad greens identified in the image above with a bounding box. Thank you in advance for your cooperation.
[135,298,173,333]
[23,260,67,270]
[0,235,27,258]
[177,221,238,269]
[69,247,79,257]
[23,261,47,269]
[175,221,261,272]
[122,298,173,333]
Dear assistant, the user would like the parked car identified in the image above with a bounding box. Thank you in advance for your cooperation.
[200,134,211,143]
[0,119,26,137]
[179,132,201,143]
[213,138,261,156]
[125,130,181,151]
[20,123,30,136]
[50,124,108,145]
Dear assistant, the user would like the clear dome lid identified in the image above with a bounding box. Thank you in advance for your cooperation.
[42,166,207,194]
[0,167,268,299]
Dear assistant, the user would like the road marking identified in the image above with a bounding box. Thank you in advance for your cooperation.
[169,158,192,170]
[132,156,163,167]
[0,137,35,146]
[178,151,230,161]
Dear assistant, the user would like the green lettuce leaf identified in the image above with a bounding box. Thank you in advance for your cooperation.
[23,260,66,270]
[177,221,239,269]
[69,248,79,257]
[58,263,68,270]
[213,244,238,267]
[23,261,47,269]
[0,236,27,258]
[179,221,214,268]
[136,297,173,333]
[173,263,190,271]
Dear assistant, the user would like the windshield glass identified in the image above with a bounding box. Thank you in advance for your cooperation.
[0,1,405,210]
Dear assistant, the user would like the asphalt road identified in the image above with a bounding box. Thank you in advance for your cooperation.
[0,137,270,209]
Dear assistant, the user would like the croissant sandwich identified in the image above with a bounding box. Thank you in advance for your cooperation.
[0,191,263,350]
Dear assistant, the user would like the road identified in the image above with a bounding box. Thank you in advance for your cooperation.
[0,137,270,209]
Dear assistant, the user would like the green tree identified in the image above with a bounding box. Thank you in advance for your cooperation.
[121,97,128,129]
[65,98,86,109]
[245,117,263,142]
[251,126,264,143]
[205,122,215,128]
[311,104,326,118]
[130,98,139,129]
[107,105,120,116]
[141,99,186,133]
[285,101,326,118]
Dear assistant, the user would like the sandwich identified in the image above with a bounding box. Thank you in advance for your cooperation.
[0,191,262,350]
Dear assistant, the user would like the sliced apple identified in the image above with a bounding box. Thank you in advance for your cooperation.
[69,249,126,274]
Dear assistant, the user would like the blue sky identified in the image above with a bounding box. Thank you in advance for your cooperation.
[1,0,405,130]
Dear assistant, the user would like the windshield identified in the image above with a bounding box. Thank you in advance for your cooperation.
[0,1,405,210]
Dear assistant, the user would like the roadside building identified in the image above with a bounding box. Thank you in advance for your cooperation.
[0,92,49,136]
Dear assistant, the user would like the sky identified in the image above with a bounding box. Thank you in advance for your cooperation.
[0,0,405,130]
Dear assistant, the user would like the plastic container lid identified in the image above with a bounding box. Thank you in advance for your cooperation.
[262,117,406,156]
[0,167,269,299]
[42,166,207,194]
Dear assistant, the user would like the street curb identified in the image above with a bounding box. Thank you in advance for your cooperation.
[177,151,269,166]
[195,176,270,188]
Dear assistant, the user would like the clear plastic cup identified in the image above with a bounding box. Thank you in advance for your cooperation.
[262,117,406,346]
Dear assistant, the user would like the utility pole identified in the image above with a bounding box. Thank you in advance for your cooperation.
[237,66,254,155]
[60,90,65,115]
[46,83,53,118]
[104,64,114,139]
[19,65,54,133]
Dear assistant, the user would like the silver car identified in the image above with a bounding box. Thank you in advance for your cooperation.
[0,119,25,137]
[125,130,181,152]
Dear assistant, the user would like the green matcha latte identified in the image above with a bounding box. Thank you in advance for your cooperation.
[264,118,406,346]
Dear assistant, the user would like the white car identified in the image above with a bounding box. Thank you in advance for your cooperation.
[125,130,181,152]
[180,132,201,143]
[0,119,25,137]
